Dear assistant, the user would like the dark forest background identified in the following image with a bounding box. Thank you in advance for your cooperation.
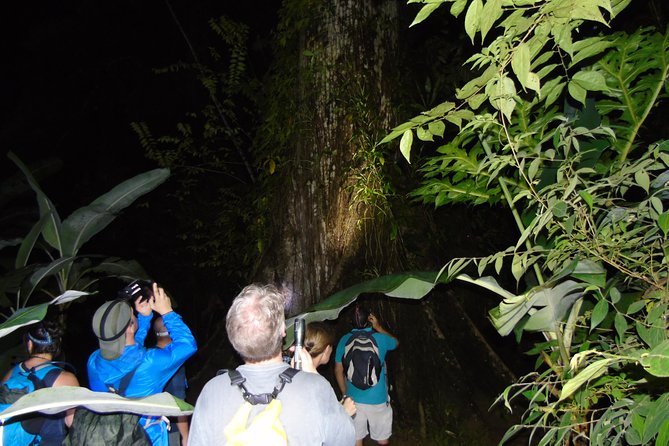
[2,1,667,444]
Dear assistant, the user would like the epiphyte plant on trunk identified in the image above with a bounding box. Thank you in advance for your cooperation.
[0,152,170,340]
[376,0,669,444]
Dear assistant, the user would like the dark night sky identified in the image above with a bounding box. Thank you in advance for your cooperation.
[1,1,276,208]
[1,0,280,378]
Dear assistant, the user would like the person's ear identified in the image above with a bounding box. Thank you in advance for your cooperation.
[27,339,34,355]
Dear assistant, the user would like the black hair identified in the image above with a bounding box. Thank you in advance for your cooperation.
[25,321,62,356]
[352,304,371,329]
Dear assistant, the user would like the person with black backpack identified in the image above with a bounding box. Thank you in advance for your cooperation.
[334,305,399,446]
[0,321,80,445]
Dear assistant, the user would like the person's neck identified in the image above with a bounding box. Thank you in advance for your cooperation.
[26,353,53,365]
[245,354,283,366]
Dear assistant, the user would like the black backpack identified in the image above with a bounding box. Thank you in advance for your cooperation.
[342,330,383,390]
[0,361,74,446]
[62,367,151,446]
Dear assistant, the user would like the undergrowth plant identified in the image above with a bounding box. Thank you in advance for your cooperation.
[384,0,669,443]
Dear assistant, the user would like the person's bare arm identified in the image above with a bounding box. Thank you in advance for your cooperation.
[54,370,80,427]
[334,361,347,396]
[369,313,399,348]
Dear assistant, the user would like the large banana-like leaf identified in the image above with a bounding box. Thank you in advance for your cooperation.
[0,290,90,339]
[60,168,170,257]
[523,280,583,332]
[15,213,53,269]
[0,387,192,423]
[0,304,48,339]
[21,257,74,304]
[284,270,515,345]
[7,152,63,252]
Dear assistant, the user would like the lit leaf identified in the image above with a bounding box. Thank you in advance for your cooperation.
[559,358,616,401]
[450,0,467,17]
[572,70,609,92]
[579,190,594,210]
[634,169,650,194]
[512,42,531,89]
[428,120,445,138]
[410,3,441,27]
[568,80,587,105]
[590,299,608,331]
[464,0,483,43]
[480,0,503,43]
[416,126,434,141]
[640,340,669,377]
[658,211,669,236]
[399,129,414,164]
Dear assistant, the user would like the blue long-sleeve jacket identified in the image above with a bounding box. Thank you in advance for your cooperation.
[87,311,197,446]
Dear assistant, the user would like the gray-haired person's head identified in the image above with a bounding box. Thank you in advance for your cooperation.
[226,283,286,363]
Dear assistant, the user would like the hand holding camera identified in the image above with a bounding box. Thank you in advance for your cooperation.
[150,283,173,315]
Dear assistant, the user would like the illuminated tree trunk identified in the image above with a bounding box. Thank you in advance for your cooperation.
[256,0,400,313]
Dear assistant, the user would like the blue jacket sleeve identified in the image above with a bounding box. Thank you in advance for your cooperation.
[135,313,152,346]
[148,311,197,373]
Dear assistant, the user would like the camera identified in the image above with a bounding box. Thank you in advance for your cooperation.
[118,279,154,303]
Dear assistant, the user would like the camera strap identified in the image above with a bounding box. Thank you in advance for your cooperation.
[225,368,299,405]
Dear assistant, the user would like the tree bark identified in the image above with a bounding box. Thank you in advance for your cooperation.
[256,0,400,314]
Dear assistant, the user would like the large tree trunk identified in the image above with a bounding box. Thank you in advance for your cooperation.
[256,0,400,314]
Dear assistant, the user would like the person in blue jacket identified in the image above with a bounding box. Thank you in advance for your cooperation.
[87,283,197,446]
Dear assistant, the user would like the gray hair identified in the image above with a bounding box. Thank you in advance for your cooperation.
[226,283,286,362]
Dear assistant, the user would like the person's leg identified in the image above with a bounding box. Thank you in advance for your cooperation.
[367,401,393,445]
[353,403,371,445]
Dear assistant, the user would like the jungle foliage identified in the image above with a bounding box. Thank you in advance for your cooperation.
[383,0,669,443]
[0,153,168,351]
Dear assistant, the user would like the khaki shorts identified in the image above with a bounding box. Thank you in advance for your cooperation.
[352,401,393,441]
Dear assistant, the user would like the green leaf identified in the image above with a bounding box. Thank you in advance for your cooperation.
[512,42,531,90]
[60,168,170,257]
[572,70,609,92]
[590,299,609,331]
[552,200,568,218]
[568,80,587,105]
[15,213,53,269]
[416,126,434,141]
[0,304,48,339]
[559,358,616,401]
[399,129,413,164]
[8,152,63,253]
[523,281,583,332]
[0,387,192,422]
[634,169,650,194]
[480,0,503,43]
[614,312,628,342]
[579,190,594,210]
[410,2,442,27]
[428,120,445,138]
[640,340,669,377]
[450,0,467,17]
[658,211,669,236]
[464,0,483,43]
[22,257,74,305]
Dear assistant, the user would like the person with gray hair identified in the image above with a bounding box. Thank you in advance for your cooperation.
[189,284,355,446]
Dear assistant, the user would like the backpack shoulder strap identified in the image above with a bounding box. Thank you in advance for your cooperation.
[228,368,300,406]
[25,361,75,390]
[278,368,299,383]
[116,365,140,396]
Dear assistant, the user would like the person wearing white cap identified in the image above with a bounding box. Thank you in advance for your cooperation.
[87,283,197,446]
